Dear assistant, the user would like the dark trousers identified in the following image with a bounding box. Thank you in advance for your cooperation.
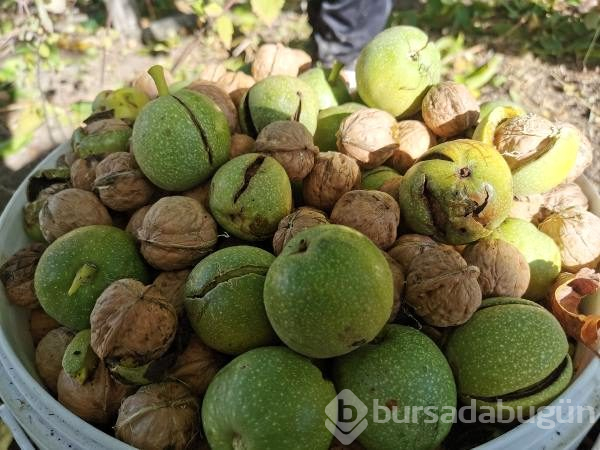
[308,0,392,67]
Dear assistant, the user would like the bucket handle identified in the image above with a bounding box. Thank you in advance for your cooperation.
[0,404,35,450]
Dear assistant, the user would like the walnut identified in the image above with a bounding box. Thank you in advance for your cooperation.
[405,246,482,327]
[251,43,312,81]
[93,152,155,212]
[561,123,593,183]
[183,182,211,210]
[132,68,174,98]
[463,239,530,298]
[229,87,249,110]
[255,121,319,181]
[39,188,112,242]
[198,62,227,82]
[187,79,238,132]
[0,243,45,309]
[35,327,74,394]
[331,190,400,249]
[337,108,398,169]
[70,158,99,191]
[539,209,600,272]
[534,182,589,224]
[216,71,255,94]
[509,194,544,222]
[421,81,480,137]
[382,252,404,322]
[386,120,437,173]
[115,382,199,450]
[168,336,225,395]
[387,234,440,272]
[57,362,133,425]
[303,152,361,211]
[272,207,329,255]
[152,270,190,315]
[138,196,218,270]
[230,133,256,159]
[30,308,61,345]
[90,279,178,366]
[126,204,152,239]
[493,114,556,169]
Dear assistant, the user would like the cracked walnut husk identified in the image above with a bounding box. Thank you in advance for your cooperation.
[331,190,400,249]
[0,242,45,309]
[90,279,178,366]
[255,121,319,181]
[138,196,218,270]
[272,207,329,255]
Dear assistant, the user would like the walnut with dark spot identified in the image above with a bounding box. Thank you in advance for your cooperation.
[273,207,329,255]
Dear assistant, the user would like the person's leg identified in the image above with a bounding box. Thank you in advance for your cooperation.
[308,0,392,68]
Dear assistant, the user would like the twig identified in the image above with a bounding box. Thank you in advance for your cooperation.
[582,25,600,70]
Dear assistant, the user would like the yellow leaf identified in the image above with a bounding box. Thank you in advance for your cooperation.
[250,0,284,26]
[205,2,223,18]
[215,15,234,50]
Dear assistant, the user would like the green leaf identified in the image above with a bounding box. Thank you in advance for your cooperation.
[214,15,234,49]
[250,0,284,26]
[205,2,223,18]
[38,42,51,59]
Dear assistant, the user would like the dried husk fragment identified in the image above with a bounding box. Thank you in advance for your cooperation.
[539,209,600,272]
[90,279,178,366]
[386,120,437,173]
[405,246,482,327]
[138,196,218,270]
[39,188,112,242]
[549,268,600,356]
[255,121,319,181]
[0,243,46,309]
[462,239,530,298]
[93,152,155,211]
[115,382,199,450]
[331,190,400,249]
[272,207,329,255]
[186,79,238,132]
[35,327,75,394]
[421,81,480,137]
[337,108,398,169]
[251,44,312,81]
[303,152,361,211]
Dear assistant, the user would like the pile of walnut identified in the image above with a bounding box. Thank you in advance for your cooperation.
[0,42,598,450]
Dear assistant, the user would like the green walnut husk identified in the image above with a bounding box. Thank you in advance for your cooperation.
[298,63,352,110]
[471,105,525,143]
[202,347,336,450]
[103,87,150,121]
[62,329,99,384]
[313,102,366,152]
[209,153,292,241]
[446,297,572,417]
[478,100,525,123]
[185,246,277,355]
[264,224,393,358]
[132,65,231,191]
[333,325,456,450]
[490,218,561,301]
[35,225,149,330]
[356,26,441,118]
[108,354,177,386]
[71,117,132,158]
[361,166,403,198]
[398,139,513,245]
[239,75,319,137]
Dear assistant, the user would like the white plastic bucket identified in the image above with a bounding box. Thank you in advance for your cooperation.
[0,144,598,450]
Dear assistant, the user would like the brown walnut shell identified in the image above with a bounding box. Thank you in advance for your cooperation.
[93,152,155,212]
[138,196,218,270]
[57,362,134,425]
[39,188,112,242]
[255,121,319,181]
[463,239,530,298]
[405,246,482,327]
[388,234,440,273]
[272,207,329,255]
[534,182,589,224]
[126,204,152,239]
[382,252,404,323]
[216,71,255,94]
[168,336,225,396]
[70,158,99,191]
[421,81,479,138]
[331,190,400,249]
[386,120,437,173]
[30,308,61,346]
[251,43,312,81]
[337,108,398,169]
[90,279,178,366]
[186,80,238,132]
[152,270,190,316]
[35,327,74,394]
[198,62,227,82]
[115,382,199,450]
[303,152,361,211]
[229,133,256,159]
[0,243,45,309]
[509,194,545,222]
[539,209,600,272]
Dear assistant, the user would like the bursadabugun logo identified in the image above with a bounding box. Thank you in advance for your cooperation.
[325,389,368,445]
